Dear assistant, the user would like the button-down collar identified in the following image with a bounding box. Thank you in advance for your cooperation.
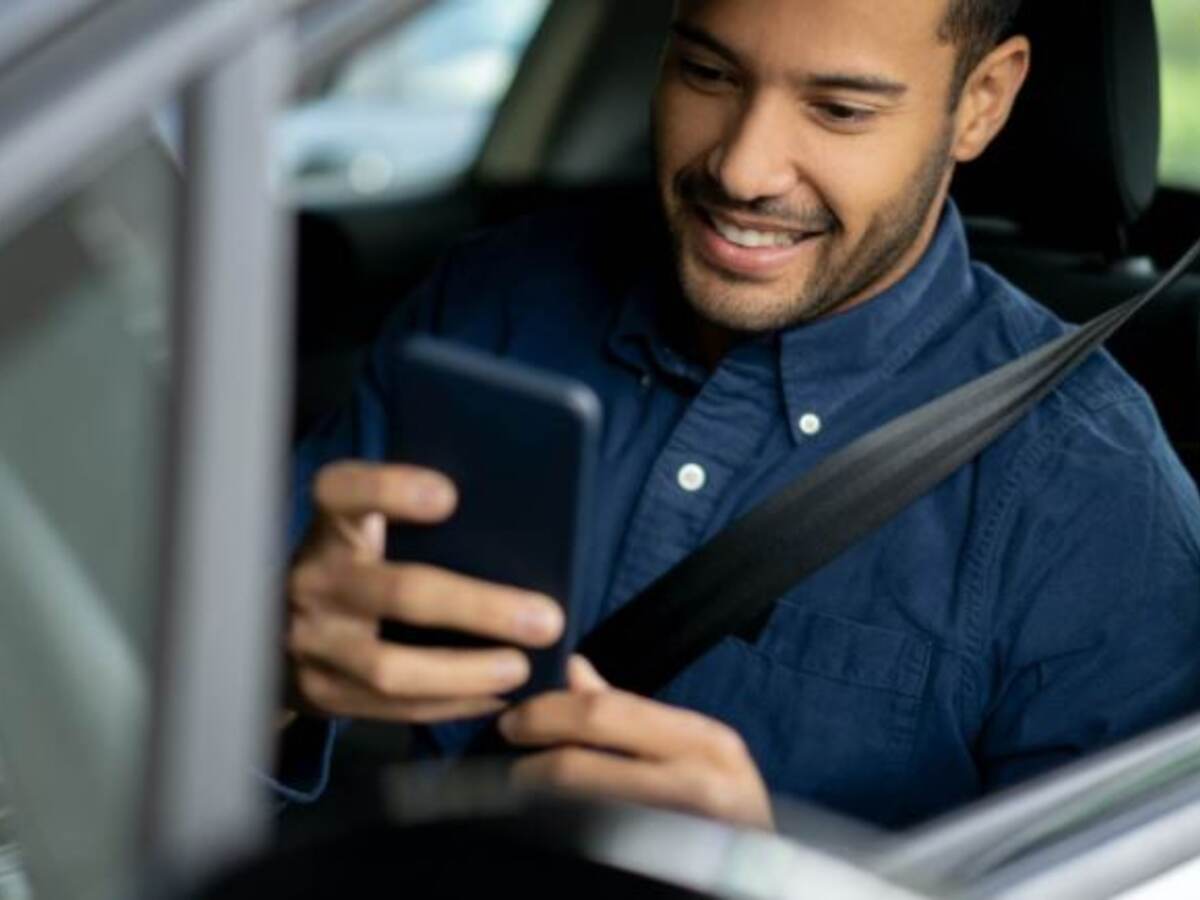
[606,201,978,445]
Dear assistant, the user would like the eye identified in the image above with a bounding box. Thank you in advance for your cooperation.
[679,57,735,90]
[813,102,877,128]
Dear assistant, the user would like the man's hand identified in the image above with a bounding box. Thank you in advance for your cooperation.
[284,461,565,723]
[499,656,774,830]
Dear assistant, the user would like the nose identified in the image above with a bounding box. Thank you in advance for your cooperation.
[706,93,799,203]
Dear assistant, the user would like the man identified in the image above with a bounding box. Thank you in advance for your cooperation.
[280,0,1200,829]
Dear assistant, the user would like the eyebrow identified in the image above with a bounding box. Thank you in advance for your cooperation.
[803,73,908,97]
[670,21,742,65]
[669,21,909,98]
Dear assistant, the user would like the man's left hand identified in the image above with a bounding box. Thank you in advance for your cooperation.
[498,656,773,830]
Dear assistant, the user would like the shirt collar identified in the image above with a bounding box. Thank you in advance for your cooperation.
[607,261,710,386]
[776,199,977,444]
[606,200,978,437]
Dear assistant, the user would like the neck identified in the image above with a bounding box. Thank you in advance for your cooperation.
[689,315,751,370]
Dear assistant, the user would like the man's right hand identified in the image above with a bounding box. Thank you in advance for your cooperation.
[284,461,565,724]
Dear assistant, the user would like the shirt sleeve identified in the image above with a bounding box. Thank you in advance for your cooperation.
[267,259,451,803]
[973,399,1200,792]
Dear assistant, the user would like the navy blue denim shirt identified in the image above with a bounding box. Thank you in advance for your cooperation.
[284,197,1200,828]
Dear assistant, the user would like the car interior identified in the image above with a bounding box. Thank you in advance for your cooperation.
[272,1,1200,889]
[293,0,1200,486]
[2,0,1200,897]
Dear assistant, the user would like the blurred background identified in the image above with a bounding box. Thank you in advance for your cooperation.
[280,0,1200,203]
[1159,0,1200,188]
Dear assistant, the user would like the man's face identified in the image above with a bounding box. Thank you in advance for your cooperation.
[655,0,963,333]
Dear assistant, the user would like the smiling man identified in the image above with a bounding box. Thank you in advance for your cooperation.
[280,0,1200,830]
[658,6,961,339]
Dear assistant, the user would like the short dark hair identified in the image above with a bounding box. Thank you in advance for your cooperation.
[940,0,1023,103]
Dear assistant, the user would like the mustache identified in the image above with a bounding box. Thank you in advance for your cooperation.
[676,169,841,233]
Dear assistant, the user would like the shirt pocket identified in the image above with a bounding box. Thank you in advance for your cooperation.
[659,603,933,810]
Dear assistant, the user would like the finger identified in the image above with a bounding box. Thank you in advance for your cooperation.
[314,462,457,523]
[513,750,773,829]
[297,509,387,563]
[512,749,712,817]
[293,663,507,723]
[499,690,748,766]
[568,655,609,692]
[322,561,564,647]
[289,612,531,700]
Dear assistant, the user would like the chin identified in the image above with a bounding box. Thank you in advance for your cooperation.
[680,259,821,333]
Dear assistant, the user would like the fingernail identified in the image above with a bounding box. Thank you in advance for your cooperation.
[515,600,563,641]
[413,478,454,513]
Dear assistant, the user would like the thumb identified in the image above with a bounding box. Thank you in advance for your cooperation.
[568,655,609,693]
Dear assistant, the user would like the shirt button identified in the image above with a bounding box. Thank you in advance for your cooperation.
[798,413,823,437]
[677,463,707,493]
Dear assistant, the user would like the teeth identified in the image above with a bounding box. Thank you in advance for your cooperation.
[712,216,802,249]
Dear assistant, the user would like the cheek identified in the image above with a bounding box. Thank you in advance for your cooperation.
[804,131,929,232]
[654,84,732,177]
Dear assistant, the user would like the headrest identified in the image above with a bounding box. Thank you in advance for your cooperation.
[953,0,1161,256]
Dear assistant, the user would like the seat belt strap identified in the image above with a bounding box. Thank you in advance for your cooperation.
[579,239,1200,698]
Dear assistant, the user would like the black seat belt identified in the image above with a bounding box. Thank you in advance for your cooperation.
[579,238,1200,698]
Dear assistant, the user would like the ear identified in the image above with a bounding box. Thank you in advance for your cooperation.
[951,35,1031,164]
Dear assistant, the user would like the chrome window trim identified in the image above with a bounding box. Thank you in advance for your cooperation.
[876,711,1200,894]
[0,0,108,77]
[0,0,311,245]
[141,25,296,886]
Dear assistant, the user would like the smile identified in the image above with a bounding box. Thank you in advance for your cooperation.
[692,206,827,278]
[709,212,809,248]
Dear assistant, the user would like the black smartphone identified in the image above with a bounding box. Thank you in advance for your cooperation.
[382,336,601,702]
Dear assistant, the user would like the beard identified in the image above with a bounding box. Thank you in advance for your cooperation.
[659,123,956,334]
